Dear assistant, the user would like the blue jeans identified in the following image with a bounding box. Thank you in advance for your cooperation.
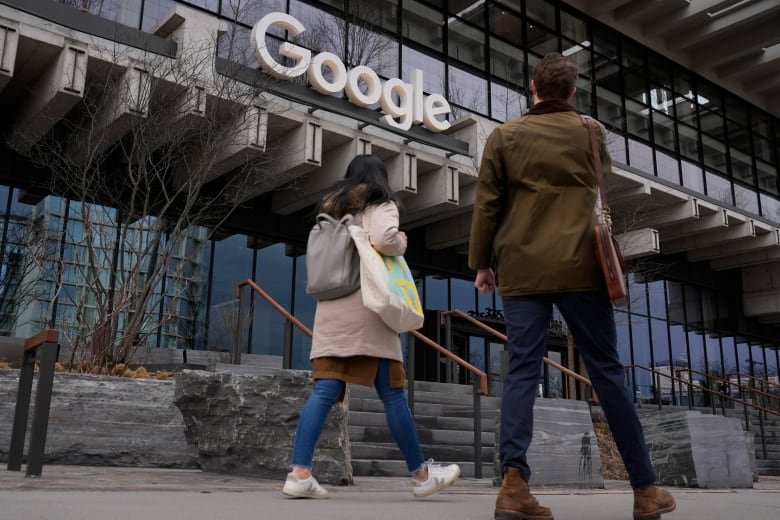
[500,291,656,489]
[291,358,425,474]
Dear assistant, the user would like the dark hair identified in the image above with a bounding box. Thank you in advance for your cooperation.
[317,154,398,217]
[532,52,578,100]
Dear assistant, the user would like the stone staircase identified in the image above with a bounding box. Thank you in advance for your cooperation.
[348,380,499,478]
[673,405,780,477]
[742,410,780,476]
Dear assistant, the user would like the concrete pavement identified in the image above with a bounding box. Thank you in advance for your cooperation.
[1,465,779,520]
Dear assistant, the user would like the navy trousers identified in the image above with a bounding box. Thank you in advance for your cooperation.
[500,290,656,489]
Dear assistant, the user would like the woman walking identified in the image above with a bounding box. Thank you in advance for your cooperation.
[282,154,461,499]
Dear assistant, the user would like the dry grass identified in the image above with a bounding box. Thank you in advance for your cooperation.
[593,420,630,481]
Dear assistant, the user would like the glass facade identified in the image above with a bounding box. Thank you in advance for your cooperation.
[8,1,773,390]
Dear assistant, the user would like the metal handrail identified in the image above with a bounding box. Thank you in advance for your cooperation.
[410,330,489,396]
[677,367,780,408]
[627,363,780,460]
[441,309,593,389]
[235,279,312,336]
[725,370,780,392]
[233,279,488,477]
[234,279,488,394]
[627,364,780,417]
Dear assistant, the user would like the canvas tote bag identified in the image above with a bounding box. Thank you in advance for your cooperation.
[348,206,424,332]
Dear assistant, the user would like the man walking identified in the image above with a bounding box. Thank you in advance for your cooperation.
[468,52,676,520]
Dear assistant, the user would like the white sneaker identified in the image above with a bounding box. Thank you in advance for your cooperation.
[411,459,461,497]
[282,472,329,499]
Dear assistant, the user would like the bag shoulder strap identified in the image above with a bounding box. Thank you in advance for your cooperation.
[580,115,609,215]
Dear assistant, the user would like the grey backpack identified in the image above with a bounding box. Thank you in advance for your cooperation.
[305,213,360,301]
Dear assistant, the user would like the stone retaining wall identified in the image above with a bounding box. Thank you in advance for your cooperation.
[0,369,197,468]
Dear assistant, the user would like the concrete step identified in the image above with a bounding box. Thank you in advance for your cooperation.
[756,459,780,476]
[349,411,495,432]
[349,425,495,446]
[348,397,498,420]
[351,442,493,463]
[348,385,500,409]
[352,458,493,478]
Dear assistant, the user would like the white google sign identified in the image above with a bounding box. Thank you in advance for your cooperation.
[251,12,452,132]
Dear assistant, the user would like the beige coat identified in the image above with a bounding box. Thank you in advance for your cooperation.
[309,202,406,362]
[468,108,611,296]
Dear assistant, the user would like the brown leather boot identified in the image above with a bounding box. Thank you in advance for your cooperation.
[633,485,676,519]
[494,467,553,520]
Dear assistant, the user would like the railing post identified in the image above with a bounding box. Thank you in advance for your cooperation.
[758,407,767,460]
[25,340,58,477]
[473,378,482,479]
[683,373,692,410]
[282,320,293,369]
[232,286,249,365]
[444,315,452,383]
[407,334,415,416]
[708,374,716,416]
[7,348,36,471]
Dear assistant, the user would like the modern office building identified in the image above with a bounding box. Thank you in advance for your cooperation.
[0,0,778,404]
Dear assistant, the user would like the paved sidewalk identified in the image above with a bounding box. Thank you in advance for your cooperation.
[1,466,779,520]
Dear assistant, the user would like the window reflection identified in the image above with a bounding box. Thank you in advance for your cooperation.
[733,184,758,214]
[425,276,448,310]
[253,243,292,357]
[525,1,555,29]
[402,0,443,52]
[491,82,526,121]
[560,11,587,43]
[705,170,733,205]
[448,18,485,70]
[490,37,525,86]
[760,193,780,220]
[402,46,445,93]
[655,150,680,184]
[596,86,623,129]
[627,139,653,173]
[67,0,143,29]
[527,24,558,57]
[448,66,488,116]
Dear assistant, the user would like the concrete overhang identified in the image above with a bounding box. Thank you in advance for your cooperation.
[562,0,780,117]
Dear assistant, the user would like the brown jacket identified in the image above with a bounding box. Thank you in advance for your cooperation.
[468,104,612,296]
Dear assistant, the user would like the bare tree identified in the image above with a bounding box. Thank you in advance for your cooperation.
[9,24,279,372]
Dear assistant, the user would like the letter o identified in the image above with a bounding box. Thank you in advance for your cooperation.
[345,66,382,107]
[309,52,348,95]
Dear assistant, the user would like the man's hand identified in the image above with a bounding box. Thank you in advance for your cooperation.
[474,269,495,294]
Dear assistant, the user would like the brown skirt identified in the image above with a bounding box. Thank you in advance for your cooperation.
[311,356,406,388]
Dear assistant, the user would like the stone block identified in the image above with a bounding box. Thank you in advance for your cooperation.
[174,369,352,486]
[494,398,604,488]
[640,410,753,488]
[0,369,197,468]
